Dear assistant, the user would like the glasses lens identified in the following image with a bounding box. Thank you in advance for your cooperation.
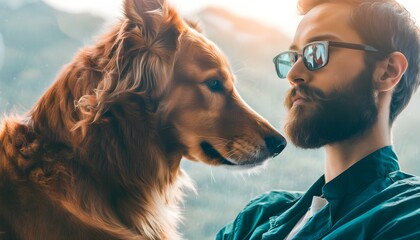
[274,52,295,78]
[303,43,327,71]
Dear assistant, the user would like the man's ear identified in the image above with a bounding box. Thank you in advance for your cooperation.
[373,52,408,92]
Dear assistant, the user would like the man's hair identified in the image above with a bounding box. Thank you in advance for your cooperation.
[298,0,420,123]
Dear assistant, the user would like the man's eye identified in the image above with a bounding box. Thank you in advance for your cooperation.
[205,79,224,92]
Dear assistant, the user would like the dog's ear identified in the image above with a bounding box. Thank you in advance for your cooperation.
[123,0,184,97]
[124,0,164,36]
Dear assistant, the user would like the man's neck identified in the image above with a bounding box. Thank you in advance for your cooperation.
[324,98,392,183]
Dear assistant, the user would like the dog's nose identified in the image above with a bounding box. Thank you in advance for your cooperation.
[265,135,287,158]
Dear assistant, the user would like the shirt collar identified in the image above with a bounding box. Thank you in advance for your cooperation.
[322,146,400,202]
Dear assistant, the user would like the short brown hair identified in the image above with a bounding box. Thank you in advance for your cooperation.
[298,0,420,123]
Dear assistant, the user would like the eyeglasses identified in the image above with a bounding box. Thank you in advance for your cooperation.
[273,41,379,79]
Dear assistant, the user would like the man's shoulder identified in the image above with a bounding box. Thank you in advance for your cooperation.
[341,171,420,239]
[362,171,420,221]
[369,171,420,207]
[242,190,303,212]
[387,170,420,191]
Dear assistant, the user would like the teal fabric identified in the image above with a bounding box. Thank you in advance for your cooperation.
[216,146,420,240]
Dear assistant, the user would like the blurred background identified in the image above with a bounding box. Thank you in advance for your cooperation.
[0,0,419,239]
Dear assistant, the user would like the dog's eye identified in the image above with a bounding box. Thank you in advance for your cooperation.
[205,79,224,92]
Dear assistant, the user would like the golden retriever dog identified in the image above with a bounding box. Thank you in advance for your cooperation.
[0,0,286,239]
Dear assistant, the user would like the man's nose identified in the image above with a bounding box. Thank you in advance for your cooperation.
[287,58,307,86]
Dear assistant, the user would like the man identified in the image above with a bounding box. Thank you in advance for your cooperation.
[216,0,420,239]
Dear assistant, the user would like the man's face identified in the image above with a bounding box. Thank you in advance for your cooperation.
[284,67,377,148]
[283,3,378,148]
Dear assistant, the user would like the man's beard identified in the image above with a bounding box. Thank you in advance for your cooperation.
[284,67,378,149]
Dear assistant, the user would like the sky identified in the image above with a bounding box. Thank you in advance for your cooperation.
[41,0,420,38]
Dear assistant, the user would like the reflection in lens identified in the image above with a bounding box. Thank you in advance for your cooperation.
[303,43,327,71]
[313,44,326,69]
[276,52,294,78]
[303,46,314,70]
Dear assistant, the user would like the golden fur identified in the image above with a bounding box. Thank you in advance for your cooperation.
[0,0,286,239]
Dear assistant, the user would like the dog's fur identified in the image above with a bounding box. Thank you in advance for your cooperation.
[0,0,285,239]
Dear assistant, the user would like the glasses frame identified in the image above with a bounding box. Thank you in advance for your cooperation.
[273,41,379,79]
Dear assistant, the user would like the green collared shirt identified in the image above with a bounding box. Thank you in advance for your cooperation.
[216,146,420,239]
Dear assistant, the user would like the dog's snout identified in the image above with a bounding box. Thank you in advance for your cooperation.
[264,135,287,157]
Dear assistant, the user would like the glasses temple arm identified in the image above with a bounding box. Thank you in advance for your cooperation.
[329,41,379,52]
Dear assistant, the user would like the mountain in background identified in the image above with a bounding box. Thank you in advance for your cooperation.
[2,0,40,9]
[0,2,419,240]
[198,7,290,64]
[0,1,103,112]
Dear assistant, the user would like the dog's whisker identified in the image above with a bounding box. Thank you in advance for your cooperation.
[233,67,247,75]
[231,61,246,72]
[210,170,216,184]
[211,140,232,147]
[195,135,232,143]
[224,149,240,160]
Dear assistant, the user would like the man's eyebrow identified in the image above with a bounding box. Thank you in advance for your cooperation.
[308,34,341,42]
[289,44,299,51]
[288,34,342,50]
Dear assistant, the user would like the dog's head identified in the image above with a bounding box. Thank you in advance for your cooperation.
[74,0,286,168]
[160,28,287,167]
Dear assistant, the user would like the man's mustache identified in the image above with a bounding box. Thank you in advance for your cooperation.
[284,84,329,109]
